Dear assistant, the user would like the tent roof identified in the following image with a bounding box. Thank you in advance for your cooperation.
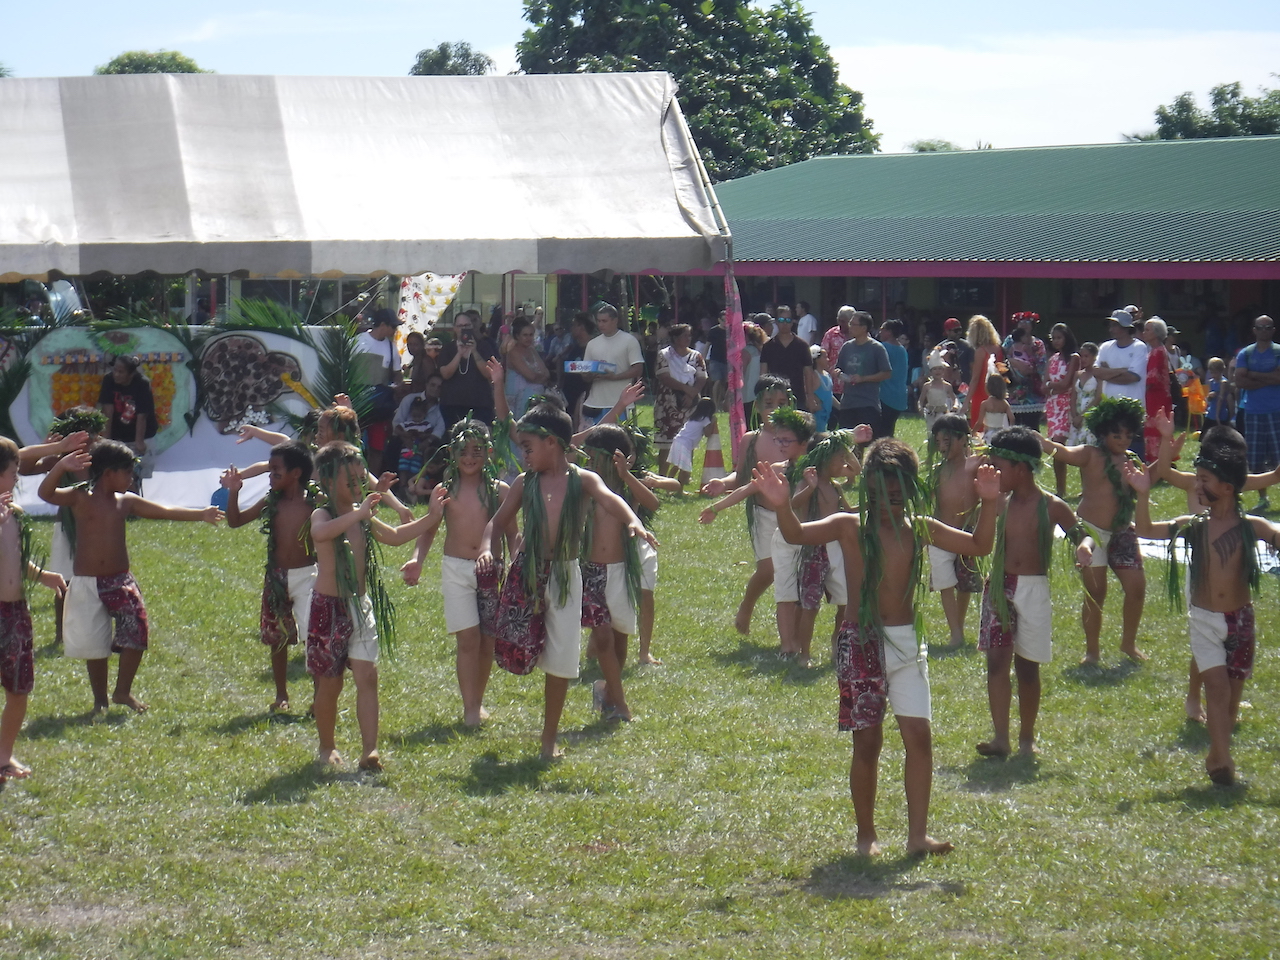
[0,72,727,282]
[716,137,1280,274]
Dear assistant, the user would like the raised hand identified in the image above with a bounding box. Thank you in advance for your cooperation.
[57,448,93,475]
[619,380,646,408]
[220,465,243,491]
[0,491,12,525]
[427,484,449,516]
[700,478,726,497]
[57,431,89,454]
[852,423,874,445]
[750,462,789,510]
[485,357,504,383]
[974,462,1002,500]
[802,465,819,489]
[357,492,383,518]
[332,393,353,410]
[236,424,262,444]
[375,472,398,493]
[1121,460,1151,493]
[202,507,225,525]
[1152,409,1173,439]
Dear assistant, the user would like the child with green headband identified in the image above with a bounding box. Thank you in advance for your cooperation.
[308,442,436,771]
[222,440,317,714]
[1123,442,1279,787]
[39,441,224,715]
[1041,395,1148,664]
[0,437,69,783]
[407,420,513,728]
[754,439,1002,857]
[699,375,796,635]
[701,406,816,656]
[478,403,655,760]
[977,427,1083,759]
[927,414,985,650]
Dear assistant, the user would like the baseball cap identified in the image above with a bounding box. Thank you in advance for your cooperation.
[371,308,401,328]
[944,317,962,332]
[1108,309,1135,327]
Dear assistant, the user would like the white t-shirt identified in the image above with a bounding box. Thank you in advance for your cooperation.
[356,331,403,372]
[1096,338,1148,402]
[392,392,445,436]
[797,313,819,345]
[583,330,644,409]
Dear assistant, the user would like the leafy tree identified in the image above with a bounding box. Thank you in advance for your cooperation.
[94,50,209,75]
[517,0,878,181]
[410,41,495,76]
[1129,78,1280,140]
[0,62,11,78]
[908,138,961,153]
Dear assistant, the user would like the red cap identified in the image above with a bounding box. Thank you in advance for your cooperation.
[944,317,962,331]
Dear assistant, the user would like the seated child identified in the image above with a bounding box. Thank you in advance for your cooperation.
[0,438,68,781]
[223,440,317,713]
[477,403,654,760]
[396,397,440,501]
[1125,440,1279,786]
[668,397,717,489]
[38,440,223,713]
[308,442,436,770]
[753,439,1001,856]
[977,427,1085,758]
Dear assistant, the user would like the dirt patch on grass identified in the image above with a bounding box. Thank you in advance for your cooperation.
[4,901,165,931]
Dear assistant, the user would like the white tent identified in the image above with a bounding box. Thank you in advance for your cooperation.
[0,71,727,281]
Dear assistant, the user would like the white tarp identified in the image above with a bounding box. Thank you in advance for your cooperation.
[0,72,726,281]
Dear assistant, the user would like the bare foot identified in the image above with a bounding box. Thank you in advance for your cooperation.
[855,837,881,857]
[799,658,815,669]
[316,749,343,767]
[638,653,664,666]
[733,609,751,636]
[1207,763,1235,787]
[270,698,289,713]
[907,836,955,857]
[539,744,564,762]
[358,753,383,772]
[1120,642,1148,662]
[112,693,149,713]
[463,706,491,728]
[0,759,31,780]
[1079,653,1100,666]
[944,636,966,650]
[1185,695,1207,724]
[976,740,1010,758]
[1018,739,1040,757]
[92,701,110,717]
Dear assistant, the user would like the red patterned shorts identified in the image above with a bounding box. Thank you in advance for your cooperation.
[835,619,887,732]
[580,561,609,628]
[0,600,34,696]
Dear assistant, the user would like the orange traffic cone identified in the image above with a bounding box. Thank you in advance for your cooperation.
[700,422,726,487]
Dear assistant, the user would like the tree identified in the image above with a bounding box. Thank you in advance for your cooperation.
[94,50,209,75]
[0,62,12,78]
[409,41,495,76]
[517,0,878,182]
[908,138,961,153]
[1129,77,1280,140]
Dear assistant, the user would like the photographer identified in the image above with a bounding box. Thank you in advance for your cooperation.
[437,309,497,428]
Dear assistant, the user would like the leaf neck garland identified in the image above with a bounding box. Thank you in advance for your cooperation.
[259,481,320,629]
[1097,444,1142,531]
[987,489,1054,631]
[857,468,929,643]
[1164,509,1260,612]
[16,507,47,595]
[57,478,91,558]
[521,465,585,609]
[579,447,644,613]
[742,431,761,538]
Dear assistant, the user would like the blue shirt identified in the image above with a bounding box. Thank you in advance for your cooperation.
[813,371,833,432]
[879,341,909,412]
[1234,343,1280,414]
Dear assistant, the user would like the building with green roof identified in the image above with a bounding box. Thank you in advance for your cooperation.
[711,136,1280,344]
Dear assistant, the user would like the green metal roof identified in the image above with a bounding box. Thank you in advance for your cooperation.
[715,137,1280,264]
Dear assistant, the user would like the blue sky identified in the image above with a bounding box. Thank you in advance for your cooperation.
[7,1,1278,151]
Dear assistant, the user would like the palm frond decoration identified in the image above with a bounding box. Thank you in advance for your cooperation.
[0,305,92,441]
[312,319,373,422]
[224,299,310,342]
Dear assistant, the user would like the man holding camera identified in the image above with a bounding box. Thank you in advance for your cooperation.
[438,309,497,429]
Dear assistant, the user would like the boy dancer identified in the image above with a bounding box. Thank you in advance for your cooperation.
[754,439,1001,856]
[409,420,512,727]
[1041,396,1148,664]
[222,440,317,713]
[1124,443,1278,785]
[927,415,984,649]
[0,439,68,781]
[978,427,1087,758]
[309,442,434,770]
[38,441,223,713]
[477,403,654,760]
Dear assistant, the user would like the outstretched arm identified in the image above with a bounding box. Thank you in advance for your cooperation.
[752,462,850,545]
[699,480,756,523]
[582,470,656,546]
[1121,461,1179,539]
[1040,433,1093,467]
[221,466,265,528]
[128,496,223,524]
[238,424,291,447]
[311,496,379,543]
[370,511,435,547]
[21,431,89,473]
[924,463,1002,556]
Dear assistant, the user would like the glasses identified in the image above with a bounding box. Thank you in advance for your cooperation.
[1255,325,1274,331]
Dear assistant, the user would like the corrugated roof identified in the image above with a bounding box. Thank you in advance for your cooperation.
[715,137,1280,264]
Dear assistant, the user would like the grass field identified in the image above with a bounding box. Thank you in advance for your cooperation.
[3,416,1278,959]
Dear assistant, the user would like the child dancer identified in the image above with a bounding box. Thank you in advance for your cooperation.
[222,440,317,713]
[38,441,223,713]
[408,420,513,727]
[308,442,434,770]
[667,398,717,489]
[977,427,1086,758]
[1041,396,1148,664]
[1068,342,1100,446]
[754,439,1001,856]
[0,439,68,781]
[926,415,984,650]
[699,375,795,634]
[477,403,654,760]
[1124,442,1278,786]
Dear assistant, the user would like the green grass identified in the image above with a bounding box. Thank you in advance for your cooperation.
[3,417,1278,959]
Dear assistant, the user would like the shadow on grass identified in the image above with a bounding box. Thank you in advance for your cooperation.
[1061,659,1141,687]
[456,751,556,796]
[23,710,128,739]
[35,640,63,661]
[1174,721,1211,751]
[255,657,309,685]
[804,854,966,900]
[211,710,309,735]
[929,642,977,660]
[400,720,475,746]
[240,761,379,804]
[1147,780,1280,810]
[950,752,1042,793]
[712,639,832,684]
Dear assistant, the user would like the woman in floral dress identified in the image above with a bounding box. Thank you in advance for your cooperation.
[1044,323,1080,497]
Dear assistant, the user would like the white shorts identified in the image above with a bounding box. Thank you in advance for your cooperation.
[883,624,931,721]
[751,506,778,563]
[50,522,73,579]
[1083,520,1112,568]
[928,544,958,591]
[604,561,638,634]
[441,555,482,634]
[1187,603,1252,674]
[348,594,379,664]
[772,532,847,605]
[537,564,584,680]
[1009,575,1053,664]
[638,539,658,592]
[64,576,115,660]
[283,565,316,642]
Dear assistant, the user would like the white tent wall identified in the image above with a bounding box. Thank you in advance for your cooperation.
[0,72,727,281]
